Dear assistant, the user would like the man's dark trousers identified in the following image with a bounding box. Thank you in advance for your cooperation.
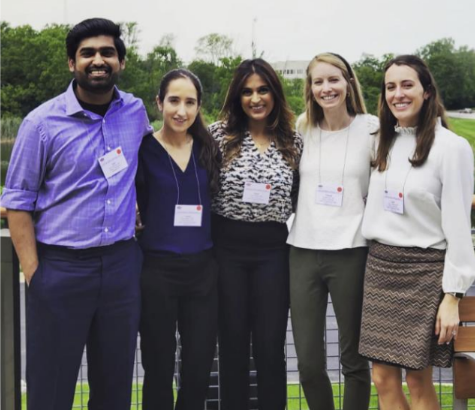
[26,239,142,410]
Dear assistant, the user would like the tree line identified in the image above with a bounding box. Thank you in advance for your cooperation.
[1,21,474,123]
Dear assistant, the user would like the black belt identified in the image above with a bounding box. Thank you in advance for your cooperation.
[37,238,136,259]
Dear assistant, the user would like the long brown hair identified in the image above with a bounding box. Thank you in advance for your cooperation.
[219,58,299,169]
[158,69,221,193]
[300,53,366,131]
[373,55,448,171]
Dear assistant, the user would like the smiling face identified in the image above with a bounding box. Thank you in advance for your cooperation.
[384,64,429,128]
[158,77,200,136]
[68,35,124,103]
[240,73,275,125]
[310,62,349,114]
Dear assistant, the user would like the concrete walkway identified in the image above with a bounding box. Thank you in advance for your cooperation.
[447,111,475,120]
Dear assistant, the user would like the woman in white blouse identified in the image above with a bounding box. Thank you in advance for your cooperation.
[287,53,377,410]
[359,54,475,410]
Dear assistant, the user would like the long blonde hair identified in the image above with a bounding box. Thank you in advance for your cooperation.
[300,53,366,132]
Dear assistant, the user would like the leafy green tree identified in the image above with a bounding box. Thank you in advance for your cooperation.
[187,59,219,117]
[282,78,305,118]
[118,47,151,111]
[1,22,71,118]
[195,33,234,66]
[32,25,72,103]
[159,33,176,48]
[212,56,243,119]
[353,53,393,115]
[417,38,459,108]
[145,46,183,120]
[188,56,242,121]
[417,38,475,109]
[455,46,475,108]
[118,29,182,120]
[119,22,141,50]
[120,44,182,120]
[3,20,473,124]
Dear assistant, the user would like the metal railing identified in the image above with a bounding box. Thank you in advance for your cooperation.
[1,209,475,409]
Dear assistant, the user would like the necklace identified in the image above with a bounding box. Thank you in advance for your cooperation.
[251,134,272,152]
[155,130,192,149]
[254,138,270,147]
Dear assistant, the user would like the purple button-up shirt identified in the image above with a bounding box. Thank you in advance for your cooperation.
[1,81,152,248]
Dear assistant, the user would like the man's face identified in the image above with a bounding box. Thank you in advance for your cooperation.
[68,35,125,98]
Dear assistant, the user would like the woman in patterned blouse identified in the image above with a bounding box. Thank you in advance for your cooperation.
[209,58,302,410]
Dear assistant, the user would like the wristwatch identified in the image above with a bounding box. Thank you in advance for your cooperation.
[446,292,464,299]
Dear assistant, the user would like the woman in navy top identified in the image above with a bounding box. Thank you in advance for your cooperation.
[136,69,220,410]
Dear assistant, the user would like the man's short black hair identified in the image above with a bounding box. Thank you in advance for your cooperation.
[66,18,126,62]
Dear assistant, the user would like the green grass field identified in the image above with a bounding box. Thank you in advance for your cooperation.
[449,117,475,149]
[21,383,475,409]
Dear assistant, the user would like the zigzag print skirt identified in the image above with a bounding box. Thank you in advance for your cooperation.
[358,242,452,370]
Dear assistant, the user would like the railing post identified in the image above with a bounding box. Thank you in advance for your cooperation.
[1,228,22,410]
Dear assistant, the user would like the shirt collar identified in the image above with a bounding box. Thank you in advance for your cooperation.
[64,80,123,116]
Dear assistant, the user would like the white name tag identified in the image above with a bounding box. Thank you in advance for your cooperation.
[98,146,128,179]
[174,205,203,227]
[242,182,272,204]
[383,190,404,214]
[315,183,343,207]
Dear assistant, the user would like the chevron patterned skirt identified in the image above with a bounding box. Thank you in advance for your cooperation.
[358,242,452,370]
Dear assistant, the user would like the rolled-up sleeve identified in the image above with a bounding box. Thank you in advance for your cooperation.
[141,106,154,136]
[1,117,48,211]
[441,136,475,293]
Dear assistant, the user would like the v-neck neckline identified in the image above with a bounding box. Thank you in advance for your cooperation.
[247,131,273,156]
[152,134,194,174]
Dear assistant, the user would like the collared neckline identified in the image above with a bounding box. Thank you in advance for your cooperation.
[64,80,123,117]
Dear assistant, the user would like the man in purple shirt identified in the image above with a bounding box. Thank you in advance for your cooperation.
[1,18,152,410]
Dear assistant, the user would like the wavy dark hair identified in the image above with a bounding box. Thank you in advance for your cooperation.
[373,55,448,171]
[300,52,366,131]
[219,58,298,169]
[158,69,221,194]
[66,18,126,62]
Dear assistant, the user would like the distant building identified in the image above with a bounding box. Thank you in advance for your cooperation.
[272,60,309,80]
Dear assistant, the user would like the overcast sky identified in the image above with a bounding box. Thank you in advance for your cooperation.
[2,0,474,64]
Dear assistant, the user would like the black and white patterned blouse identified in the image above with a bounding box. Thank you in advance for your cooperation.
[209,121,303,224]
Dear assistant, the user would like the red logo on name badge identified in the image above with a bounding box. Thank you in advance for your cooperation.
[266,184,271,190]
[337,187,342,192]
[399,192,403,198]
[116,149,122,155]
[197,205,202,211]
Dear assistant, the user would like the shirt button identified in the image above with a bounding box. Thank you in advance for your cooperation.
[107,146,111,151]
[103,119,106,123]
[107,200,111,204]
[104,227,109,233]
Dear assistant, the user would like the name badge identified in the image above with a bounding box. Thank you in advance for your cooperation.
[98,147,128,179]
[383,190,404,214]
[242,182,272,205]
[315,183,343,207]
[174,205,203,227]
